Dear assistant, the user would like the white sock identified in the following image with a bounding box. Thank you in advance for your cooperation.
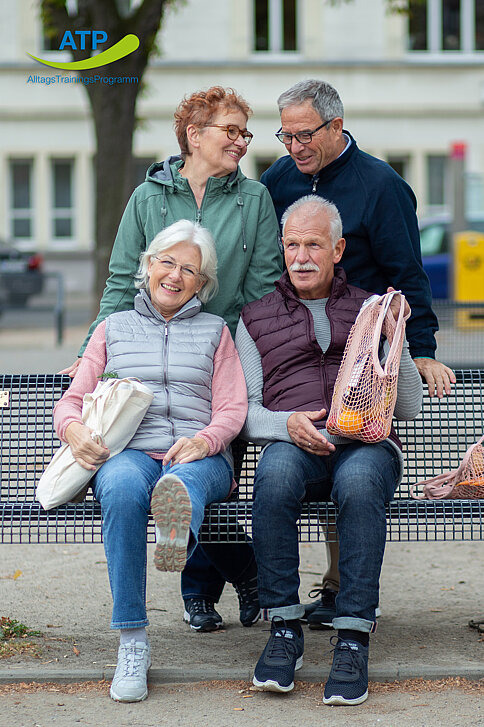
[119,627,148,645]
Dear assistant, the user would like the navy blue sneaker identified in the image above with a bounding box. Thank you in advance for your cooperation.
[234,574,260,627]
[252,617,304,693]
[323,636,369,706]
[305,587,337,629]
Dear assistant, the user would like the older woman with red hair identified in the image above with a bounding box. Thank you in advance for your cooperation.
[61,86,282,648]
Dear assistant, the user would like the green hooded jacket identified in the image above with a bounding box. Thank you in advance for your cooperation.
[80,157,282,354]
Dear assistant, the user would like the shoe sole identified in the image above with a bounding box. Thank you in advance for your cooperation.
[323,689,368,706]
[151,474,191,572]
[183,610,224,632]
[308,620,333,630]
[110,686,149,702]
[241,610,261,627]
[252,655,303,692]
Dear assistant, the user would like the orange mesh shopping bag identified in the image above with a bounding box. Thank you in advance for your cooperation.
[411,435,484,500]
[327,291,409,443]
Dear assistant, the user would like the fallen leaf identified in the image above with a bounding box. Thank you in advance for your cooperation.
[73,647,80,657]
[13,570,22,580]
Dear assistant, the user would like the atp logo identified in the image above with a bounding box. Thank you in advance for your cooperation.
[28,31,139,70]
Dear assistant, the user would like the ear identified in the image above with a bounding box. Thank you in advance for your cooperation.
[186,124,201,150]
[196,277,207,294]
[333,237,346,264]
[329,117,344,136]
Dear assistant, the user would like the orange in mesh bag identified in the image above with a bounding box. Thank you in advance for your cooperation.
[411,435,484,500]
[327,291,409,443]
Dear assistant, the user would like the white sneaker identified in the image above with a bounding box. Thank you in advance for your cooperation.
[151,473,191,572]
[110,639,151,702]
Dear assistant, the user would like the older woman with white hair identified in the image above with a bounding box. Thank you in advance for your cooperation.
[53,219,248,703]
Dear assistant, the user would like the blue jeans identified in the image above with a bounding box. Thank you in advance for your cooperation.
[92,448,232,630]
[252,440,400,633]
[181,438,256,603]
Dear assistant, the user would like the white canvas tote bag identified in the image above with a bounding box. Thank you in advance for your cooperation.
[36,377,153,510]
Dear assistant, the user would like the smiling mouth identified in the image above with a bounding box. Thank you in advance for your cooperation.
[161,283,181,292]
[226,150,240,159]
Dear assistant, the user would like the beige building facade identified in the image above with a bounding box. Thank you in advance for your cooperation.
[0,0,483,252]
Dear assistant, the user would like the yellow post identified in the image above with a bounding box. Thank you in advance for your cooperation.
[454,231,484,329]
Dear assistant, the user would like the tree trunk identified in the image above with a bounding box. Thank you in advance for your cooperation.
[91,81,138,305]
[40,0,174,308]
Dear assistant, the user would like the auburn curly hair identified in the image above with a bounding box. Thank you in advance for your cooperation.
[174,86,252,159]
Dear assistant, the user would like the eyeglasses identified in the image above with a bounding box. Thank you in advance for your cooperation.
[204,124,254,146]
[152,256,204,279]
[275,119,332,145]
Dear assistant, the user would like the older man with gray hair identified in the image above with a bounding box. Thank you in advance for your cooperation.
[262,79,453,396]
[236,196,422,705]
[261,77,454,630]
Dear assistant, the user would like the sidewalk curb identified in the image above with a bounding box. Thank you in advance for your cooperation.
[1,664,483,685]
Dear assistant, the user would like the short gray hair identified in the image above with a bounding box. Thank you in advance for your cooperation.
[281,195,343,249]
[135,220,218,303]
[277,79,344,122]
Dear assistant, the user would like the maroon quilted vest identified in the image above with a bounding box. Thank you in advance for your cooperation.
[241,267,401,449]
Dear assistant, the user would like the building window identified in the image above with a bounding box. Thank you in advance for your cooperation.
[254,156,278,180]
[133,157,156,190]
[51,159,74,238]
[9,159,34,239]
[254,0,298,52]
[387,155,410,182]
[427,154,449,208]
[408,0,484,52]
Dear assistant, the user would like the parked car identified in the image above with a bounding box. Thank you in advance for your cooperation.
[419,213,484,299]
[0,240,45,311]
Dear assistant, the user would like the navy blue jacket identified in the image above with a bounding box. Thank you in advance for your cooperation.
[261,132,438,359]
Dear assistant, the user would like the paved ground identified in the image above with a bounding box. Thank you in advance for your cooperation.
[0,299,483,725]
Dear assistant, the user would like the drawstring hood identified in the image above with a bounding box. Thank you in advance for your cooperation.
[146,157,248,254]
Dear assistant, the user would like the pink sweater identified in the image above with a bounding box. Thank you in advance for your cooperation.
[54,321,248,459]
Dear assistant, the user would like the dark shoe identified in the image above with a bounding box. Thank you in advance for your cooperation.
[306,587,337,630]
[252,617,304,692]
[234,575,260,627]
[183,598,223,632]
[323,636,369,706]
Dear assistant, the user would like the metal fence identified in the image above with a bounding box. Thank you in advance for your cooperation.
[433,299,484,369]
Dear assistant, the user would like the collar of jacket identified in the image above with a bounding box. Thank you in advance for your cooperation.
[304,130,357,187]
[134,289,202,323]
[145,155,245,192]
[275,265,348,306]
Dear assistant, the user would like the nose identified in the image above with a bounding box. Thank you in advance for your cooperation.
[233,135,246,152]
[289,136,305,153]
[168,264,183,282]
[296,245,310,262]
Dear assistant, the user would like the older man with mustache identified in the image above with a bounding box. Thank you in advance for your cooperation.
[236,195,422,705]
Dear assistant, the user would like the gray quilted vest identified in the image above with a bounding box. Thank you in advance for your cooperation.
[104,291,225,453]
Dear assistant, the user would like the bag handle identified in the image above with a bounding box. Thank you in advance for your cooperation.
[410,434,484,499]
[371,291,406,376]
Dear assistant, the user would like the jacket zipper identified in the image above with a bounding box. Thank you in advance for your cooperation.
[163,323,175,444]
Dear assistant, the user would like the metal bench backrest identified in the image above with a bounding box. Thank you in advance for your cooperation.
[1,371,483,505]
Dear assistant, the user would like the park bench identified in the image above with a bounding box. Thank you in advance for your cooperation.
[0,370,483,545]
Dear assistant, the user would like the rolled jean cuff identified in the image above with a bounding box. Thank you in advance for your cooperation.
[111,618,149,630]
[333,616,377,633]
[262,604,305,621]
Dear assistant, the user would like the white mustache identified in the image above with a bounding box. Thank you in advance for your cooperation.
[289,262,320,272]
